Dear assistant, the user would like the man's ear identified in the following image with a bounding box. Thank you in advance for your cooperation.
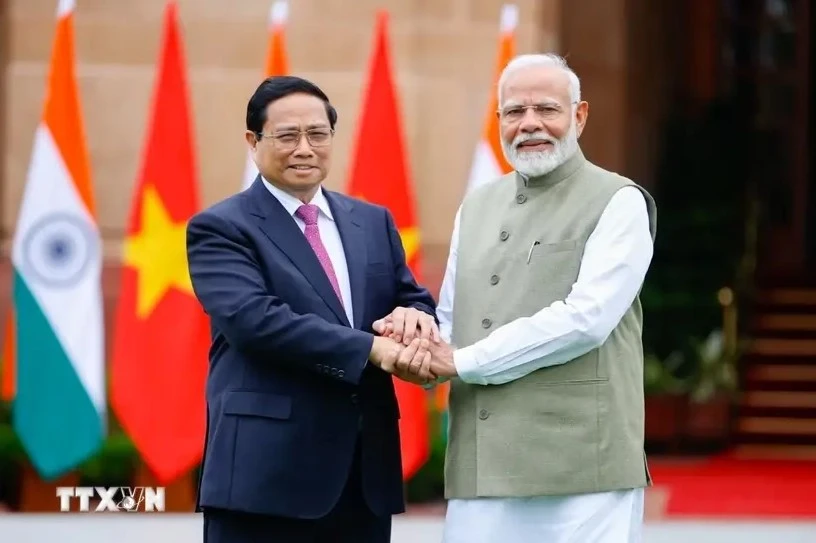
[575,101,589,138]
[245,130,259,151]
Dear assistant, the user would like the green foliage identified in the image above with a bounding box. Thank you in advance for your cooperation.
[0,424,25,470]
[405,405,446,503]
[642,99,751,377]
[643,328,743,402]
[77,433,140,487]
[643,351,688,396]
[0,402,24,469]
[686,330,741,403]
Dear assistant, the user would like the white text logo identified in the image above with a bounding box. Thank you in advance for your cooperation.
[56,486,165,512]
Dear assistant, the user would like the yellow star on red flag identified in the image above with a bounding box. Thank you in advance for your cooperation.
[123,184,193,319]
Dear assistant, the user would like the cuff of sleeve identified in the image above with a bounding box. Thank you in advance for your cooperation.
[453,346,488,385]
[344,331,374,386]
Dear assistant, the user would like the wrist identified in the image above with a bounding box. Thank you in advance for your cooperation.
[368,334,381,360]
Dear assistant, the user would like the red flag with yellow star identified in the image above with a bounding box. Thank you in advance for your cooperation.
[346,10,429,480]
[110,1,208,484]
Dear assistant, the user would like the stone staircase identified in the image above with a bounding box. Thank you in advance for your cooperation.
[734,287,816,460]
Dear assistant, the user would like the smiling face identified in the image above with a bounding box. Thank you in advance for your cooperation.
[246,92,334,202]
[498,64,588,177]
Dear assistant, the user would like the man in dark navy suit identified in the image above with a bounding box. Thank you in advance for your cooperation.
[186,76,438,543]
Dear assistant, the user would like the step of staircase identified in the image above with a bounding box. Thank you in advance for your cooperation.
[734,285,816,455]
[742,390,816,409]
[754,313,816,332]
[730,443,816,460]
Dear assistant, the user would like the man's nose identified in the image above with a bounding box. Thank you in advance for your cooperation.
[293,135,314,157]
[517,107,544,132]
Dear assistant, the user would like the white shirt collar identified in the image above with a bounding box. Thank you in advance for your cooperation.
[261,177,335,222]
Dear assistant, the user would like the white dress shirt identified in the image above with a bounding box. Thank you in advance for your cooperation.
[437,186,654,543]
[262,179,355,327]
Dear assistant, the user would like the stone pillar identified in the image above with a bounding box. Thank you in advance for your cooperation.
[560,0,675,190]
[560,0,629,176]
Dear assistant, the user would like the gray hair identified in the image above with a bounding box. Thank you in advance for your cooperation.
[497,53,581,106]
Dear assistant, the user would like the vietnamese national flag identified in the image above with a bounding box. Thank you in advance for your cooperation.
[241,0,290,189]
[110,1,209,484]
[346,10,429,480]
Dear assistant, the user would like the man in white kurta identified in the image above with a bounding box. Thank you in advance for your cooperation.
[430,53,655,543]
[436,186,652,542]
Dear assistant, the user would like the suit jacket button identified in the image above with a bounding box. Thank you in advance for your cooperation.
[489,274,499,285]
[478,409,490,420]
[350,393,359,405]
[499,230,509,241]
[516,194,527,204]
[481,318,492,329]
[338,369,345,378]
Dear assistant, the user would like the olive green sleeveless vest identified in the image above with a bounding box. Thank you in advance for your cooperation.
[445,149,657,498]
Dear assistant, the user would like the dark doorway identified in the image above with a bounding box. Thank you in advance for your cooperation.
[805,1,815,266]
[720,0,812,280]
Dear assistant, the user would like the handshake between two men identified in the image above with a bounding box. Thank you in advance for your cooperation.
[367,307,457,386]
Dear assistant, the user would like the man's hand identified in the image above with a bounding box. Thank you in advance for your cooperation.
[428,339,457,378]
[368,335,402,373]
[369,336,435,385]
[393,338,434,383]
[372,307,439,345]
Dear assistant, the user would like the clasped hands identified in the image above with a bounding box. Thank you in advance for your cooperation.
[368,307,457,385]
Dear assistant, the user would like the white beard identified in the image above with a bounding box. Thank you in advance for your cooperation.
[501,121,579,178]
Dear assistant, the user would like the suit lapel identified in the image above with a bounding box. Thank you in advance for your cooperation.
[247,178,350,326]
[325,190,367,330]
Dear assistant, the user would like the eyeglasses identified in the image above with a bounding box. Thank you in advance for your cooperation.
[497,102,577,123]
[257,128,335,150]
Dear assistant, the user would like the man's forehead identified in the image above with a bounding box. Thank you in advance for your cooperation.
[271,119,329,130]
[265,94,329,125]
[501,66,571,102]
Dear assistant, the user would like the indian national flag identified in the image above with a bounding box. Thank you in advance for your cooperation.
[242,0,290,189]
[464,4,518,193]
[10,0,105,479]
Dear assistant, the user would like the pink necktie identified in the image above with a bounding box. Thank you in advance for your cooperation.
[295,204,344,306]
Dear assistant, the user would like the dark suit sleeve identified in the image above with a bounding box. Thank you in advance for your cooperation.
[186,210,373,385]
[384,209,438,321]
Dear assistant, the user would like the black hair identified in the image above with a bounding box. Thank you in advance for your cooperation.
[246,75,338,136]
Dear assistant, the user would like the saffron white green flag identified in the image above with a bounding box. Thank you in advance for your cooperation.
[242,0,290,189]
[10,0,105,479]
[464,4,518,193]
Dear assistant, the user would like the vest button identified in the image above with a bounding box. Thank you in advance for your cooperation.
[478,409,490,420]
[516,194,527,204]
[481,318,492,329]
[499,230,509,241]
[489,274,499,285]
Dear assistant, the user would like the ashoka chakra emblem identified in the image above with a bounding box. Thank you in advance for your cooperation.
[22,213,98,288]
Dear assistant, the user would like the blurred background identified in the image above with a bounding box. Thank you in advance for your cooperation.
[0,0,814,540]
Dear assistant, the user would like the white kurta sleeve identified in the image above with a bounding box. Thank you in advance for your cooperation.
[436,206,460,345]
